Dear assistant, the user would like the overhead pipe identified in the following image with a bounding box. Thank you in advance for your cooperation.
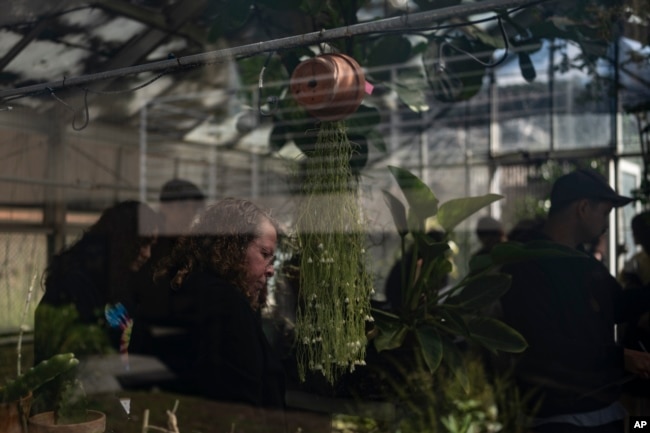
[0,0,546,101]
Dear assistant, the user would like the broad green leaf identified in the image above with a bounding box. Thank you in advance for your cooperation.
[441,338,470,393]
[365,128,387,153]
[396,66,428,109]
[388,166,438,222]
[464,25,507,49]
[382,189,408,237]
[393,83,430,112]
[465,316,527,353]
[346,105,381,135]
[518,52,537,82]
[430,307,469,337]
[372,309,409,352]
[414,232,449,261]
[269,123,288,151]
[407,209,425,233]
[466,253,494,274]
[437,194,503,232]
[415,324,443,372]
[446,273,511,309]
[366,35,413,67]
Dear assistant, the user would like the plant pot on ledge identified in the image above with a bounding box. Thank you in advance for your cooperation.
[0,392,32,433]
[28,410,106,433]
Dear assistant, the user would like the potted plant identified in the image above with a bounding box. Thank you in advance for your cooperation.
[358,166,531,431]
[28,303,112,433]
[27,375,106,433]
[0,353,79,433]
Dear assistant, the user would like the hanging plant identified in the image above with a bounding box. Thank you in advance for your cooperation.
[289,53,366,121]
[294,120,374,385]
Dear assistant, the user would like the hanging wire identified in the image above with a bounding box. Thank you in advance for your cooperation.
[48,87,90,131]
[436,16,510,70]
[258,51,279,116]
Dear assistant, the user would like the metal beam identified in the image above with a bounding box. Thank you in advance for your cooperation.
[0,0,549,100]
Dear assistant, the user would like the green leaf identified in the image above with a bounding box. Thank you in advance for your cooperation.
[446,273,512,309]
[518,52,537,82]
[441,338,470,393]
[431,307,469,337]
[466,253,494,274]
[366,35,413,81]
[464,25,507,49]
[388,166,439,222]
[207,0,253,41]
[372,309,409,352]
[413,232,449,260]
[415,324,443,372]
[365,128,387,153]
[437,194,503,232]
[407,209,425,233]
[383,190,408,237]
[393,83,430,112]
[465,317,527,353]
[346,105,381,135]
[269,123,288,152]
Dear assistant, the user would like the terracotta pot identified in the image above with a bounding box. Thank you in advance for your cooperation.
[28,410,106,433]
[290,53,365,121]
[0,392,32,433]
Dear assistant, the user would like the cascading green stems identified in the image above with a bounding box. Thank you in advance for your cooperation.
[295,120,374,385]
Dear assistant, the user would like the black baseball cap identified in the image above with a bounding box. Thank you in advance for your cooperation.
[550,168,634,209]
[159,179,205,202]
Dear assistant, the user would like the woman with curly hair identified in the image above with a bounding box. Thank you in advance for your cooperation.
[35,200,159,362]
[154,197,285,409]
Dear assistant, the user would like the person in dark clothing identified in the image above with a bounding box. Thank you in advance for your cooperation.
[154,197,285,409]
[35,200,159,363]
[135,178,205,322]
[500,168,650,433]
[472,215,506,257]
[133,179,205,381]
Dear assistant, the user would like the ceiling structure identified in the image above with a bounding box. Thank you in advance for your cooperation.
[0,0,648,209]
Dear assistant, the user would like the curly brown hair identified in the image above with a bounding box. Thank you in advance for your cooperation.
[155,197,280,309]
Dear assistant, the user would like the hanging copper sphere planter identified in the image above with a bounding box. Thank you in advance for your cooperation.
[289,53,366,121]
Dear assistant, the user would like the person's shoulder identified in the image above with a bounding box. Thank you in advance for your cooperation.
[184,271,246,303]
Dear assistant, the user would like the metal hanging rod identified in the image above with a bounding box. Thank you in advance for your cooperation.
[0,0,544,100]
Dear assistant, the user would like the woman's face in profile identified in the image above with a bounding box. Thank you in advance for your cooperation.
[129,232,158,272]
[244,218,277,304]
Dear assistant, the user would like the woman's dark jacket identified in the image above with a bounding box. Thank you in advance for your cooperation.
[181,270,286,409]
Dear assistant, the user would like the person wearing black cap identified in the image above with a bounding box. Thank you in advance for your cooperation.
[158,178,206,236]
[499,168,650,433]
